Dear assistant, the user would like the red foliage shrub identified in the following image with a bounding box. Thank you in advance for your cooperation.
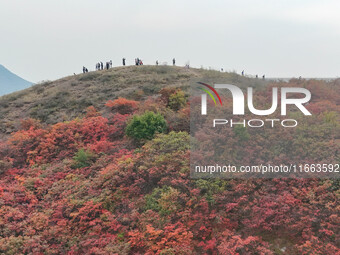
[109,113,129,140]
[0,86,339,254]
[159,87,177,106]
[106,98,139,114]
[216,230,273,255]
[85,106,101,118]
[19,118,42,131]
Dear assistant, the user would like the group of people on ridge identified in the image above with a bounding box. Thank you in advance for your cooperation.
[241,70,265,79]
[83,57,179,72]
[83,58,265,80]
[82,66,88,73]
[96,61,112,71]
[155,58,176,66]
[135,58,143,66]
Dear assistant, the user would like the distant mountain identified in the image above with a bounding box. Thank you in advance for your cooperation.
[0,64,32,96]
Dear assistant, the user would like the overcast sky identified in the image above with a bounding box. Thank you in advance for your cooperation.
[0,0,339,82]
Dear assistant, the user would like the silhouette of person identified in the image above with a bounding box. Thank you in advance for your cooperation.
[173,58,175,65]
[106,62,110,70]
[122,58,126,66]
[262,74,265,79]
[101,62,103,70]
[83,66,85,73]
[256,74,258,78]
[156,60,159,66]
[110,60,112,68]
[242,70,244,76]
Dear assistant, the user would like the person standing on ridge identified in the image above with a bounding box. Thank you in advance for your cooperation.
[83,66,86,73]
[122,58,126,66]
[242,70,244,76]
[100,62,103,70]
[262,74,265,79]
[110,60,112,68]
[173,58,175,65]
[156,60,158,65]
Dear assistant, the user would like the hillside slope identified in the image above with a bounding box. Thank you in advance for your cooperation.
[0,65,339,254]
[0,64,32,96]
[0,65,265,137]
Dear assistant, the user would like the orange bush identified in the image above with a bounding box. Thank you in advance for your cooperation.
[105,98,139,114]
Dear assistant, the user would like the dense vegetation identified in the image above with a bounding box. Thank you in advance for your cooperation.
[0,66,339,254]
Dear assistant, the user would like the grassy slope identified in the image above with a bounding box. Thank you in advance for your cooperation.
[0,65,266,138]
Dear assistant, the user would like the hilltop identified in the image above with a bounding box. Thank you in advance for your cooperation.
[0,65,266,137]
[0,64,32,96]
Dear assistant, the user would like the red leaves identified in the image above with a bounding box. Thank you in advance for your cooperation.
[19,118,42,131]
[159,87,178,106]
[8,116,114,165]
[109,113,129,140]
[296,236,339,255]
[0,91,339,254]
[216,230,273,255]
[8,127,47,165]
[106,97,139,114]
[129,223,193,254]
[85,106,100,118]
[79,116,110,143]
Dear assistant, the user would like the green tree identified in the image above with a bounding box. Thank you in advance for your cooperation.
[168,90,187,111]
[126,111,167,142]
[72,148,96,169]
[233,125,250,142]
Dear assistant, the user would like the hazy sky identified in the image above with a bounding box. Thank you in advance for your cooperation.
[0,0,339,82]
